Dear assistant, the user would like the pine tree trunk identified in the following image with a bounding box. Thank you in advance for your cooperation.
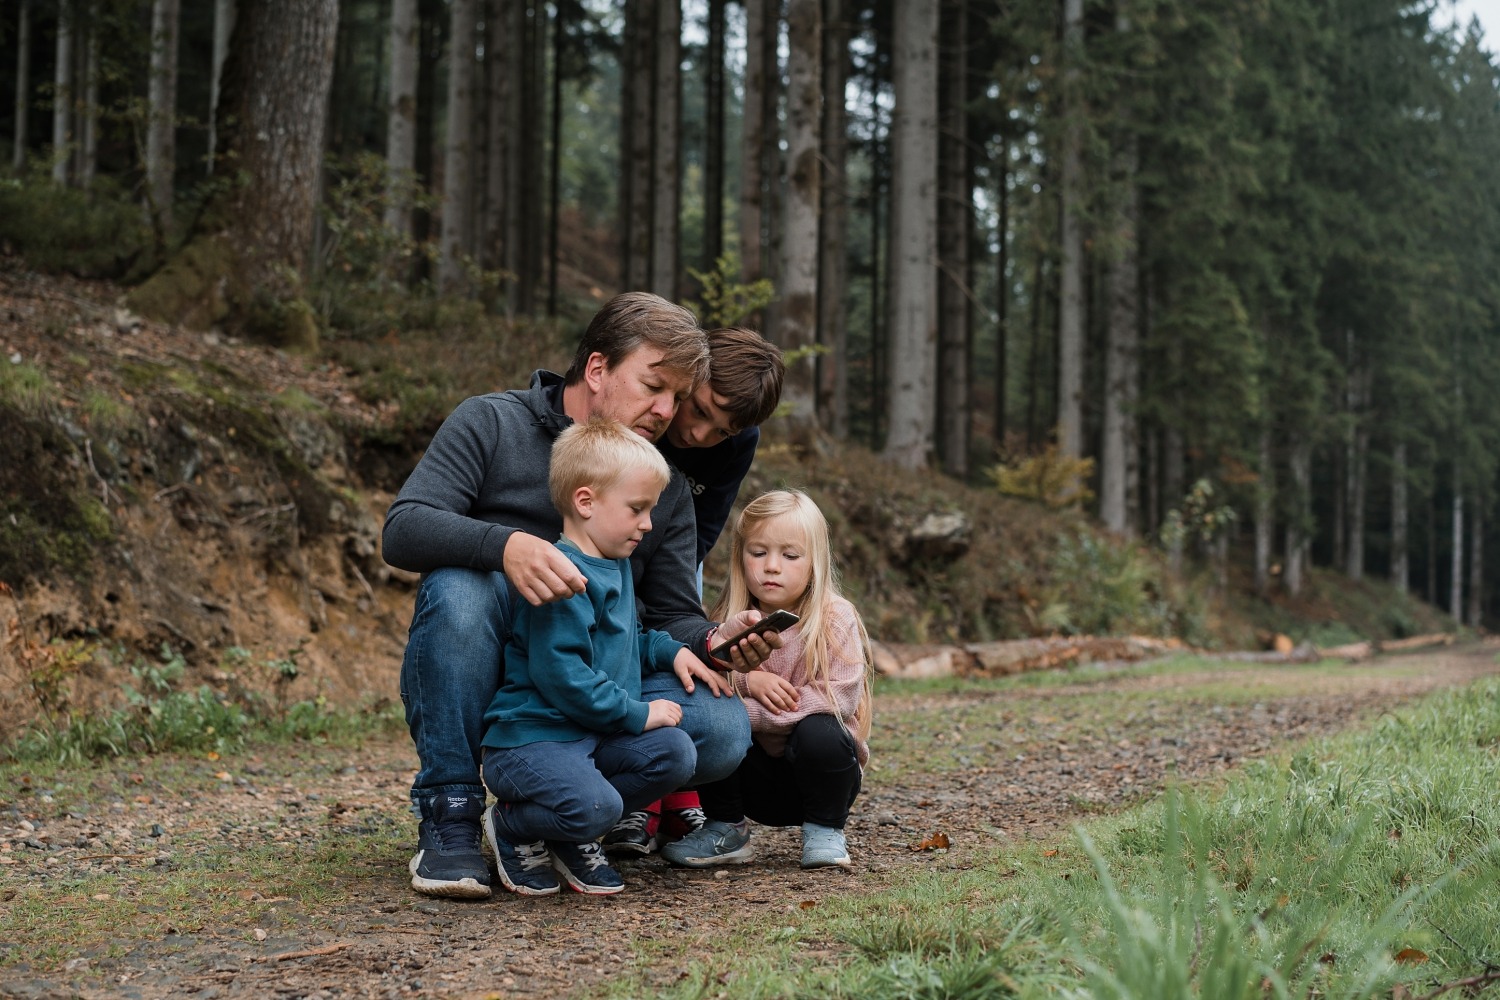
[1100,11,1138,536]
[1345,411,1367,581]
[385,0,418,241]
[438,0,475,294]
[146,0,180,235]
[1450,478,1463,621]
[739,0,766,284]
[547,4,563,314]
[76,5,98,187]
[994,143,1009,452]
[758,9,783,316]
[882,0,938,471]
[12,0,30,172]
[1468,504,1483,627]
[1254,427,1273,595]
[1427,493,1438,606]
[650,0,681,299]
[208,0,236,173]
[502,0,525,307]
[1285,440,1312,597]
[1390,440,1408,591]
[481,0,509,279]
[702,0,726,270]
[51,0,72,184]
[817,0,848,439]
[620,0,654,291]
[517,1,543,310]
[777,0,820,438]
[936,0,969,478]
[127,0,339,347]
[1056,0,1085,458]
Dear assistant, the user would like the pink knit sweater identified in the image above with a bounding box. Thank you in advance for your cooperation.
[730,595,870,767]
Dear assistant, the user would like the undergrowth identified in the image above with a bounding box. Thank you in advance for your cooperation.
[4,641,402,764]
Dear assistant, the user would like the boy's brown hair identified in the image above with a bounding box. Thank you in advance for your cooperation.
[708,327,784,431]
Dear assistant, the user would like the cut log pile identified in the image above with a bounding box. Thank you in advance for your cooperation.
[870,632,1459,680]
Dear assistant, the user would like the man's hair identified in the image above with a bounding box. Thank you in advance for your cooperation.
[563,292,710,389]
[707,327,785,431]
[549,417,672,517]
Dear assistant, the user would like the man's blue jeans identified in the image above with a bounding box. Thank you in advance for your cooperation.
[399,566,751,812]
[481,729,696,844]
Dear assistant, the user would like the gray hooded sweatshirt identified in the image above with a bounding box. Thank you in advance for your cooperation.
[382,370,714,657]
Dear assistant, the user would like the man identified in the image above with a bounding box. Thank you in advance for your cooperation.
[383,292,778,899]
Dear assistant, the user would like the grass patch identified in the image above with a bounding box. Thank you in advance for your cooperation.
[606,676,1500,998]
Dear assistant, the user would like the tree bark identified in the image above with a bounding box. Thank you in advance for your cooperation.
[1056,0,1085,458]
[1450,476,1463,621]
[702,0,726,270]
[1467,503,1483,627]
[146,0,180,235]
[1285,440,1312,597]
[1390,440,1408,591]
[384,0,418,241]
[481,0,509,280]
[1253,427,1273,595]
[127,0,340,347]
[817,0,849,439]
[738,0,766,284]
[51,0,72,184]
[547,2,563,314]
[936,0,969,478]
[76,4,98,188]
[650,0,681,299]
[882,0,939,471]
[11,0,30,173]
[438,0,476,294]
[621,0,655,291]
[994,142,1009,452]
[1099,11,1139,536]
[208,0,236,174]
[777,0,820,439]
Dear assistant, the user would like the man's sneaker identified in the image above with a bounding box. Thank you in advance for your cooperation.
[659,819,754,868]
[800,823,851,869]
[484,806,559,896]
[661,804,707,843]
[408,792,492,899]
[549,840,624,895]
[602,809,658,855]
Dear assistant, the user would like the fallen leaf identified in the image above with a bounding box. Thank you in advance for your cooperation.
[911,832,950,851]
[799,900,817,910]
[1043,849,1059,857]
[1393,948,1428,965]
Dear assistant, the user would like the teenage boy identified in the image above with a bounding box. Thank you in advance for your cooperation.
[383,292,779,900]
[480,419,698,896]
[604,328,786,854]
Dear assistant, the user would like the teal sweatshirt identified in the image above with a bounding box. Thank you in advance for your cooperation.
[481,539,686,748]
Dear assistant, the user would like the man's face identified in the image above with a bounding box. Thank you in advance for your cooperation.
[665,381,739,449]
[586,347,692,441]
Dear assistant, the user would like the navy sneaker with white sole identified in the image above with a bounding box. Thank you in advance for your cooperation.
[408,792,492,899]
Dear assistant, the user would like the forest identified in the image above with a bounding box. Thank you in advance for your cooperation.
[3,0,1499,626]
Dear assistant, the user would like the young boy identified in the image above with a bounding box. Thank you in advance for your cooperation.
[606,328,786,855]
[479,418,701,895]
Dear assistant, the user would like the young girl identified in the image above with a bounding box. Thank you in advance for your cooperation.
[660,489,873,870]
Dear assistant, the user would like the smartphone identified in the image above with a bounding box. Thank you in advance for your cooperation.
[710,610,800,660]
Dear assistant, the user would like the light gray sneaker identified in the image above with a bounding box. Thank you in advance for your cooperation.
[800,823,851,869]
[659,818,754,868]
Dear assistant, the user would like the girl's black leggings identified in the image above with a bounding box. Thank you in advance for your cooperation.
[697,713,862,830]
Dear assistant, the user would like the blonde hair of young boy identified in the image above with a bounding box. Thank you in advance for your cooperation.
[549,417,672,519]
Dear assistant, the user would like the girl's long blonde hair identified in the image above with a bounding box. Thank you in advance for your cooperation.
[712,490,872,743]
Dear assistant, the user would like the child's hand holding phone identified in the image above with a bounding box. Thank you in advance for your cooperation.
[711,609,799,663]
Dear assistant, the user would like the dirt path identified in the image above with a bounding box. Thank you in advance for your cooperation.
[3,645,1498,1000]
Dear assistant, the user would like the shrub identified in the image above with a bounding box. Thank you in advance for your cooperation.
[0,172,150,277]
